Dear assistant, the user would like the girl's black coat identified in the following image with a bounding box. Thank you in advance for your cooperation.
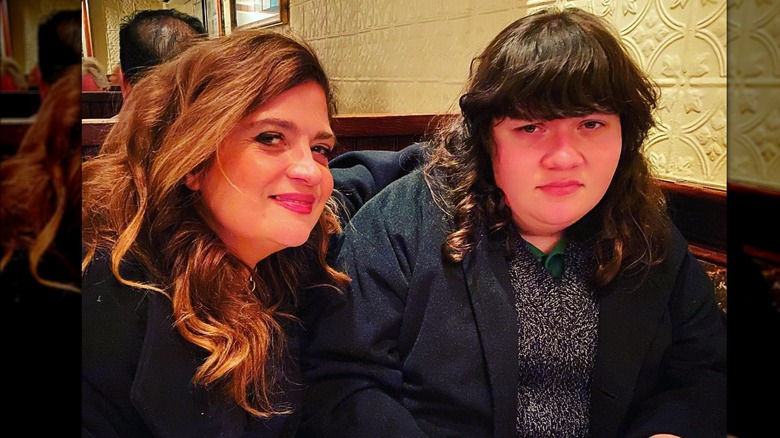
[300,170,727,438]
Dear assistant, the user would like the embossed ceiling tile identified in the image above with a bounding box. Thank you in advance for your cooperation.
[426,16,473,81]
[351,1,373,33]
[366,28,390,78]
[525,0,593,15]
[311,1,338,38]
[477,0,516,14]
[310,38,334,75]
[333,79,362,114]
[320,0,341,37]
[437,0,474,19]
[644,135,719,188]
[383,27,411,79]
[372,0,394,28]
[389,1,418,27]
[647,38,726,84]
[350,32,369,78]
[471,8,527,59]
[330,37,352,79]
[313,1,331,38]
[399,21,434,80]
[656,0,726,28]
[431,82,464,114]
[299,1,316,38]
[419,0,446,23]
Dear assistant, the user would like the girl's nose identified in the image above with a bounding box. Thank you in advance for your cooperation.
[541,131,584,169]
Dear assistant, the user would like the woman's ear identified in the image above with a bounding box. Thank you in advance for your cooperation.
[184,172,201,191]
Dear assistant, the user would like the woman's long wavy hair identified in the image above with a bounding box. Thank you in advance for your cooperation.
[423,7,672,288]
[82,30,349,418]
[0,65,80,291]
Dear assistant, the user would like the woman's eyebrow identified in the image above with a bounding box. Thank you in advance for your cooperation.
[249,118,335,141]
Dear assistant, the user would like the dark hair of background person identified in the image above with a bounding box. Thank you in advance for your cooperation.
[37,9,81,86]
[119,8,206,85]
[423,7,671,289]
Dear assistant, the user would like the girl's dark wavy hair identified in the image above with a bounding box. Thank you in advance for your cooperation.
[82,30,348,418]
[423,7,671,287]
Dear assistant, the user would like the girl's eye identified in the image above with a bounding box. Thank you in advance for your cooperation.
[517,124,540,133]
[582,120,604,129]
[255,132,284,146]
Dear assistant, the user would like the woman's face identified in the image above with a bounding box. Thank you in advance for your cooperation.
[491,113,622,244]
[185,81,335,266]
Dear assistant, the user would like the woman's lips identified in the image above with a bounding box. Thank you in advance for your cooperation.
[538,181,582,196]
[271,193,316,214]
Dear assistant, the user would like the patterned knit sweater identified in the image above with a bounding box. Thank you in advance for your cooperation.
[508,236,599,438]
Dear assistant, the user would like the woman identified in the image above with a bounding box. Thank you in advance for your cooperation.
[300,7,726,438]
[81,30,348,437]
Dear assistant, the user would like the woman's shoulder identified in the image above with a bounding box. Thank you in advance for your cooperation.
[82,250,155,340]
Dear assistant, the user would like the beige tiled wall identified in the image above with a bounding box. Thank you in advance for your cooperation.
[89,0,780,191]
[727,1,780,190]
[286,0,731,190]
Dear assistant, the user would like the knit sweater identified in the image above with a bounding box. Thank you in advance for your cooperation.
[509,237,599,438]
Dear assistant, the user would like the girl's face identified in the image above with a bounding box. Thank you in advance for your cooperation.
[185,81,335,266]
[491,113,622,247]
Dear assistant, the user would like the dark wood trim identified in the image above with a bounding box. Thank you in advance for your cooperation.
[81,91,123,119]
[0,119,33,152]
[728,181,780,199]
[656,180,727,254]
[690,243,727,266]
[728,181,780,262]
[1,90,41,118]
[82,118,114,147]
[332,113,455,137]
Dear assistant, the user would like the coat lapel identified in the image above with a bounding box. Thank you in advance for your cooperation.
[589,252,680,438]
[462,234,518,438]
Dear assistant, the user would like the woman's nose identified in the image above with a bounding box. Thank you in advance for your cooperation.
[286,146,323,186]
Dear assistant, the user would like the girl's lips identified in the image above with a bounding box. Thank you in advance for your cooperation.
[271,193,316,214]
[538,181,582,196]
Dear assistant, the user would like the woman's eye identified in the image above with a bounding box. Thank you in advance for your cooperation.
[255,132,284,146]
[311,145,333,159]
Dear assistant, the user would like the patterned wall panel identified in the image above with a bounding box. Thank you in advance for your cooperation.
[727,1,780,190]
[289,0,729,190]
[90,0,760,191]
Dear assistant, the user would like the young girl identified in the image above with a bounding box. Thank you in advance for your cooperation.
[301,7,726,438]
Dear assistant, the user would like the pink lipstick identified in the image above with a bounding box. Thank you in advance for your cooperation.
[271,193,316,214]
[538,180,582,196]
